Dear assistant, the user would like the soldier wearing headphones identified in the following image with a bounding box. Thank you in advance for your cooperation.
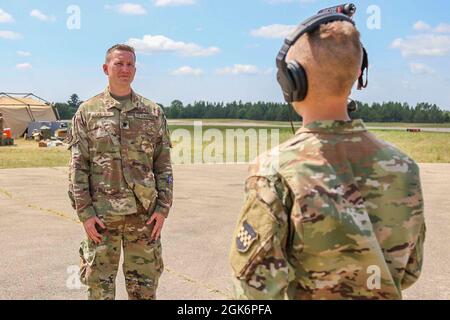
[229,4,426,299]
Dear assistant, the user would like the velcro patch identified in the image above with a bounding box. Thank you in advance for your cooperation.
[236,220,258,253]
[90,112,114,117]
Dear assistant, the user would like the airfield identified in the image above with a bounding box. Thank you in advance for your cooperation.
[0,163,449,300]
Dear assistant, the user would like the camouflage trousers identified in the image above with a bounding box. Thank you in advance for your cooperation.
[78,208,164,300]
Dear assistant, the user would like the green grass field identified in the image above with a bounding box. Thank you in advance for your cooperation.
[0,139,69,169]
[171,125,450,163]
[169,119,450,128]
[1,123,449,169]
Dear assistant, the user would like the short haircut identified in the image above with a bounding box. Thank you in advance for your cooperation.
[287,21,363,97]
[105,44,136,63]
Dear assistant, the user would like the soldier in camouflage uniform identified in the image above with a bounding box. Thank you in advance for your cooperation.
[68,44,173,300]
[229,21,425,299]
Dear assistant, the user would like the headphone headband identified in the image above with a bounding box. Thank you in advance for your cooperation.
[288,13,355,45]
[276,13,355,71]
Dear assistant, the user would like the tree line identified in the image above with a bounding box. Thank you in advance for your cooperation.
[55,94,450,123]
[54,94,82,120]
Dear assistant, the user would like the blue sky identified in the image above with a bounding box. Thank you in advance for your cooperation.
[1,0,450,110]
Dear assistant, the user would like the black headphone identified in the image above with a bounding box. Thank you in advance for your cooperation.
[276,3,369,104]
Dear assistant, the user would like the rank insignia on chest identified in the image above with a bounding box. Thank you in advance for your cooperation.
[121,120,130,130]
[236,220,258,253]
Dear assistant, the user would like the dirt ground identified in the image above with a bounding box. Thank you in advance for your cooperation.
[0,164,448,300]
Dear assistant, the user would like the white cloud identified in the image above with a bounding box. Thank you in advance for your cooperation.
[154,0,195,7]
[127,35,220,57]
[105,3,147,15]
[391,34,450,57]
[16,63,32,70]
[413,21,431,32]
[171,66,203,76]
[435,23,450,33]
[0,30,21,39]
[250,24,296,39]
[30,9,56,22]
[216,64,271,75]
[410,63,435,75]
[17,51,31,57]
[413,21,450,34]
[0,8,14,23]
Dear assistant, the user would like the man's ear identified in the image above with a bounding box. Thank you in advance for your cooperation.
[103,64,109,76]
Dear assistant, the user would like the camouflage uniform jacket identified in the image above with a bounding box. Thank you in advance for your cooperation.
[230,119,425,300]
[68,88,173,222]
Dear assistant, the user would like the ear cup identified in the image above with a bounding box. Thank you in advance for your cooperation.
[287,61,308,102]
[276,66,296,102]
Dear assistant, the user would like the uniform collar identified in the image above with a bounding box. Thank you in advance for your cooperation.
[102,87,141,112]
[296,119,367,134]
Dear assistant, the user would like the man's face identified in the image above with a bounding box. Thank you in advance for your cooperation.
[103,50,136,87]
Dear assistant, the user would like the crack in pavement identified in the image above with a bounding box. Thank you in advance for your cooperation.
[165,267,232,299]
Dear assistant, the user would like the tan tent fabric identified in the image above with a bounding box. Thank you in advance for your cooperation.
[0,96,57,138]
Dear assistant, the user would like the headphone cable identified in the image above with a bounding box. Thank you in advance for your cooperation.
[288,104,296,134]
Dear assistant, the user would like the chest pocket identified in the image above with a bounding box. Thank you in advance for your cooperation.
[88,117,119,153]
[129,113,160,151]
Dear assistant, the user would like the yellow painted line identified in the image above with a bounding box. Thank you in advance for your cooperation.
[26,204,80,225]
[0,187,13,199]
[1,184,229,298]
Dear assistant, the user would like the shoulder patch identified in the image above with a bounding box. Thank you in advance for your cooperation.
[236,220,258,253]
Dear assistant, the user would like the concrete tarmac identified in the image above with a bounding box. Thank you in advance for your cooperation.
[0,164,448,300]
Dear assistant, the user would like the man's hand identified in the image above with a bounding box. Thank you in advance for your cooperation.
[146,212,166,241]
[83,216,106,244]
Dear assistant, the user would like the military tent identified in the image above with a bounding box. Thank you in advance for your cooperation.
[0,93,59,138]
